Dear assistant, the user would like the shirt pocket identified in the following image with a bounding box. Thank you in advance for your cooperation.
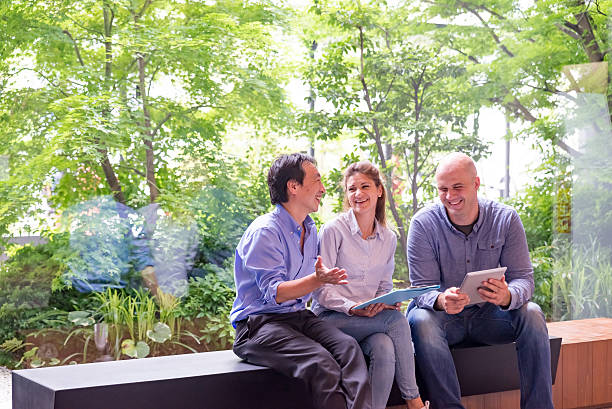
[477,238,504,268]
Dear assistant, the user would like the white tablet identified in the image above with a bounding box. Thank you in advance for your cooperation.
[458,267,507,305]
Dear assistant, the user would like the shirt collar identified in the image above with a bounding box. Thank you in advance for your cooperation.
[273,204,315,234]
[437,199,483,236]
[472,199,484,233]
[347,208,381,239]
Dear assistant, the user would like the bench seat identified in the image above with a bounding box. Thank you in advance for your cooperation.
[13,336,561,409]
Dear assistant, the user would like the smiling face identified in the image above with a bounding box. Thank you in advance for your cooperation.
[436,154,480,225]
[346,172,382,219]
[292,161,326,215]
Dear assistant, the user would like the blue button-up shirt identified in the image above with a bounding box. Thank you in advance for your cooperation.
[408,198,534,311]
[230,204,319,327]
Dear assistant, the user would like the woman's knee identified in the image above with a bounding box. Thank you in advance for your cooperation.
[362,333,395,363]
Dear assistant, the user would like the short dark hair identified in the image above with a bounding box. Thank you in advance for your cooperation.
[267,153,316,205]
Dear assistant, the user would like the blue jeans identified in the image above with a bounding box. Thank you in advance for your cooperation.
[319,309,420,409]
[407,301,554,409]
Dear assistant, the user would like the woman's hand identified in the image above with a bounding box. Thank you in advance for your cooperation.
[349,302,399,317]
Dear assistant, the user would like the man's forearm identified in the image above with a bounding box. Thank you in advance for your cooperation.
[276,274,321,303]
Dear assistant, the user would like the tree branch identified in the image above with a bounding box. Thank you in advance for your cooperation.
[137,0,153,20]
[358,27,375,113]
[151,112,172,138]
[449,46,481,64]
[463,4,515,57]
[556,22,582,40]
[574,11,604,62]
[522,82,578,103]
[375,74,397,112]
[118,162,145,177]
[147,63,162,97]
[556,139,583,158]
[20,68,70,97]
[594,0,607,16]
[62,30,85,66]
[64,15,103,36]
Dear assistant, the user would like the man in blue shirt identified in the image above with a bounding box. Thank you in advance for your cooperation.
[407,153,553,409]
[231,153,372,409]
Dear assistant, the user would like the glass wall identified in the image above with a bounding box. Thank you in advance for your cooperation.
[553,65,612,320]
[0,0,610,370]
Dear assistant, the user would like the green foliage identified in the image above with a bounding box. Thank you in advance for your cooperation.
[93,288,161,358]
[121,339,150,359]
[529,244,554,320]
[177,274,235,319]
[0,241,62,309]
[507,172,554,250]
[198,314,235,351]
[410,0,610,158]
[0,338,32,368]
[300,0,489,272]
[551,239,612,321]
[0,0,290,236]
[322,151,362,215]
[0,238,71,365]
[147,322,172,344]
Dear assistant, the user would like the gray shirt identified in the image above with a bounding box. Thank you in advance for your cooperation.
[312,209,396,315]
[408,198,534,311]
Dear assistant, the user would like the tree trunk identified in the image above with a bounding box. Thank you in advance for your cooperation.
[357,26,410,271]
[98,1,125,204]
[133,2,159,203]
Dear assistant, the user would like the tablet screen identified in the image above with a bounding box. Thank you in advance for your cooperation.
[458,267,507,305]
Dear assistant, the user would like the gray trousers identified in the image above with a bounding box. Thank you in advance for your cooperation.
[233,310,372,409]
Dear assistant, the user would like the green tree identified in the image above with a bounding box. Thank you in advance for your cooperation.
[0,0,289,236]
[300,1,487,270]
[410,0,610,158]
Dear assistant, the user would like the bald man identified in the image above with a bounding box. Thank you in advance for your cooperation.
[406,153,553,409]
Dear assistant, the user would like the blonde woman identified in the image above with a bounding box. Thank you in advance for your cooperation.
[313,161,428,409]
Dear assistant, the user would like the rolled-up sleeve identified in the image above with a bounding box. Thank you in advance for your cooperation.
[407,218,442,310]
[501,211,534,310]
[241,228,288,306]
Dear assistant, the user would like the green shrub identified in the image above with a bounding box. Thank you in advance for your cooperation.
[177,272,235,319]
[0,239,63,346]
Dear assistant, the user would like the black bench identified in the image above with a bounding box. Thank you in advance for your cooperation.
[12,337,561,409]
[390,336,562,404]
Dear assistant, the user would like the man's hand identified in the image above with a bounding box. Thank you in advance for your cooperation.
[477,276,511,308]
[436,287,469,314]
[349,302,400,317]
[276,257,346,303]
[315,256,348,285]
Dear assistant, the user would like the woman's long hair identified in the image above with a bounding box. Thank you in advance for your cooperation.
[343,161,387,227]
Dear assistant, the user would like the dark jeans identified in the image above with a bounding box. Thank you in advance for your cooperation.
[233,310,372,409]
[408,302,554,409]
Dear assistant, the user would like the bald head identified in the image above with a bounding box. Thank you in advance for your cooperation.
[435,152,480,225]
[436,153,478,180]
